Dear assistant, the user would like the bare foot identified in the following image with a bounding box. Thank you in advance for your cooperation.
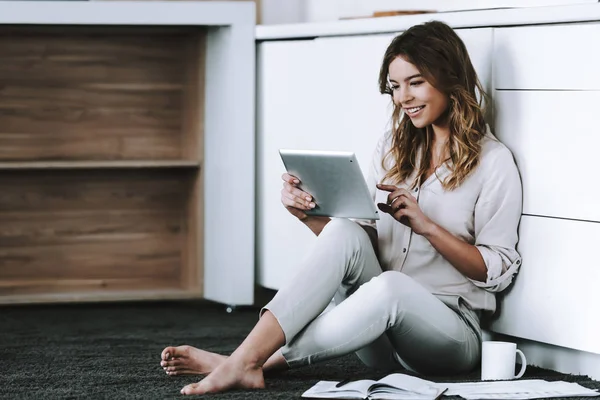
[160,345,227,376]
[180,356,265,395]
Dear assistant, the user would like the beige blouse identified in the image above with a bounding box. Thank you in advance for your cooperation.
[358,126,523,313]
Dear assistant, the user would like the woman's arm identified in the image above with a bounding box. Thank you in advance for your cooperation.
[422,223,487,282]
[377,142,523,287]
[281,173,331,236]
[377,184,487,282]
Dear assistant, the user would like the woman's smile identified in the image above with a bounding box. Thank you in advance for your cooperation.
[404,105,425,117]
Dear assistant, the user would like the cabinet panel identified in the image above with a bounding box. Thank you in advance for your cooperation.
[494,24,600,90]
[489,215,600,355]
[257,35,394,290]
[0,168,202,301]
[256,39,322,290]
[0,27,205,162]
[494,90,600,222]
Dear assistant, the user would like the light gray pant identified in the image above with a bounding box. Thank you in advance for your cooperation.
[262,218,481,375]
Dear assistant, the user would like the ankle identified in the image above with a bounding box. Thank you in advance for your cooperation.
[229,349,264,370]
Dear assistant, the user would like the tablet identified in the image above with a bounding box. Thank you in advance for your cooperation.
[279,149,380,220]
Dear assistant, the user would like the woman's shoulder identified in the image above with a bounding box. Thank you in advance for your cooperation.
[478,126,517,169]
[373,129,394,159]
[379,129,394,148]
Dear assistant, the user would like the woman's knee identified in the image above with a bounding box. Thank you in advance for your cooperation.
[363,271,418,303]
[319,218,372,250]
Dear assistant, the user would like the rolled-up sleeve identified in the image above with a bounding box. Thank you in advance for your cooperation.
[471,146,523,293]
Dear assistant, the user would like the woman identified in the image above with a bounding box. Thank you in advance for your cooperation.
[160,20,523,395]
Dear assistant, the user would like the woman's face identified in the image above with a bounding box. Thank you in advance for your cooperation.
[388,56,449,129]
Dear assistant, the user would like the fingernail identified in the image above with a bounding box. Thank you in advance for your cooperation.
[294,179,299,184]
[310,202,315,208]
[305,196,311,201]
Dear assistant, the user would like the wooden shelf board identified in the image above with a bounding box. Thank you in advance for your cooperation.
[0,160,201,169]
[0,288,202,305]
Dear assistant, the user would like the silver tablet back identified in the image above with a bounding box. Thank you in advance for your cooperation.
[279,149,380,220]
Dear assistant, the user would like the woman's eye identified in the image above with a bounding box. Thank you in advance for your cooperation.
[390,85,399,91]
[410,81,424,86]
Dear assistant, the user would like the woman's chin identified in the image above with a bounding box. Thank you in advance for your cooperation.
[410,118,429,129]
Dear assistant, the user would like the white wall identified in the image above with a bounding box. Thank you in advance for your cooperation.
[260,0,306,25]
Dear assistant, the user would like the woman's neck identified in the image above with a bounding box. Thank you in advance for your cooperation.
[429,124,451,168]
[431,123,450,145]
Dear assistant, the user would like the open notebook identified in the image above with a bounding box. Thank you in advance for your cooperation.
[301,373,446,400]
[301,373,600,400]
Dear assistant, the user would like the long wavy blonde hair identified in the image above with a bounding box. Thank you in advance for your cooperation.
[378,21,489,190]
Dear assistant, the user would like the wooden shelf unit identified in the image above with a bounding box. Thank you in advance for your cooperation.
[0,25,206,303]
[0,160,201,169]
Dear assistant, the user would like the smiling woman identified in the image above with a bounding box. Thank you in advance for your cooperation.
[378,20,489,192]
[159,20,523,396]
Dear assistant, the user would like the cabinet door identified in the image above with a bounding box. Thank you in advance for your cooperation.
[494,23,600,90]
[489,215,600,355]
[256,35,394,290]
[256,39,323,290]
[495,90,600,222]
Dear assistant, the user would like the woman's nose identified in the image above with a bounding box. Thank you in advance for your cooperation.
[395,87,413,105]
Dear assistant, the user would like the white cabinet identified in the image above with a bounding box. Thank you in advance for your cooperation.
[257,28,494,290]
[489,215,600,354]
[495,90,600,222]
[256,39,322,290]
[256,34,394,290]
[494,23,600,90]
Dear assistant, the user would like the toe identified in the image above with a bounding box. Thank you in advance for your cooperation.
[168,368,193,376]
[181,382,201,395]
[162,359,182,367]
[162,345,192,361]
[161,347,176,360]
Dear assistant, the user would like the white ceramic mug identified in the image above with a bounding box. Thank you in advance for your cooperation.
[481,341,527,381]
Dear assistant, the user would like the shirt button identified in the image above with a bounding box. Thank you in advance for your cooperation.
[403,248,407,253]
[415,187,419,192]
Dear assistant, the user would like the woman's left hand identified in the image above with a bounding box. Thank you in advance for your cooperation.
[376,184,435,236]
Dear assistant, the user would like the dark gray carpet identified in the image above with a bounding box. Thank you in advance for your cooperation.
[1,300,598,399]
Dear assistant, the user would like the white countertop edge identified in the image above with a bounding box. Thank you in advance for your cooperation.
[256,3,600,40]
[0,1,255,26]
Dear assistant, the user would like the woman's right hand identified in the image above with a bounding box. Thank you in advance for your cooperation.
[281,173,316,220]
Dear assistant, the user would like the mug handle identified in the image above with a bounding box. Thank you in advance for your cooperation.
[515,349,527,379]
